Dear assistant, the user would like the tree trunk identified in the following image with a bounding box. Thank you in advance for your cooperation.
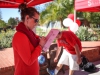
[60,18,66,28]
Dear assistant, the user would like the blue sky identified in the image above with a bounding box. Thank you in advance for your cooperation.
[0,3,47,22]
[1,8,20,22]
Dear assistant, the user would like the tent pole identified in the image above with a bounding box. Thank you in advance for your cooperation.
[74,10,76,23]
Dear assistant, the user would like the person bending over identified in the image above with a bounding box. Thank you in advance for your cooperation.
[47,30,82,75]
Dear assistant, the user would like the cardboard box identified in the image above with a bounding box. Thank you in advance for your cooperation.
[43,29,60,52]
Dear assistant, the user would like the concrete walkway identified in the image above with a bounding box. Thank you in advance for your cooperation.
[58,60,100,75]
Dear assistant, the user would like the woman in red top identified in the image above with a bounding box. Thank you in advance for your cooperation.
[47,31,82,75]
[12,3,46,75]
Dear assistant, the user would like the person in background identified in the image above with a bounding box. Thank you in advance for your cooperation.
[12,3,46,75]
[47,30,82,75]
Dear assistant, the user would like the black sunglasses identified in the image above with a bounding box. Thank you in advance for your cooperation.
[32,17,39,23]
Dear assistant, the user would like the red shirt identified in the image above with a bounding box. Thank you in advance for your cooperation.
[57,31,82,54]
[12,32,42,75]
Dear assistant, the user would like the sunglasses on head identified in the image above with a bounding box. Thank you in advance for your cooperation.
[32,17,39,23]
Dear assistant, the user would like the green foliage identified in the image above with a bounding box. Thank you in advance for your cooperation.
[89,12,100,24]
[0,19,7,28]
[92,28,100,40]
[40,0,74,27]
[0,29,15,49]
[90,36,98,41]
[76,26,98,41]
[0,9,2,20]
[77,12,100,26]
[8,17,17,26]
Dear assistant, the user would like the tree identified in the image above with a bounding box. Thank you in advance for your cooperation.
[15,17,20,24]
[0,9,2,20]
[8,17,17,27]
[40,0,74,28]
[0,19,6,28]
[40,0,100,28]
[77,12,100,27]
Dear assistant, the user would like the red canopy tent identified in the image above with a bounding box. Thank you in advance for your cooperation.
[75,0,100,12]
[0,0,53,8]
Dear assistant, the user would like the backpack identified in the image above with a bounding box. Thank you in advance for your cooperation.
[79,55,97,72]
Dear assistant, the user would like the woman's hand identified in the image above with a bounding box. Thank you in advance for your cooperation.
[39,37,46,48]
[54,57,58,62]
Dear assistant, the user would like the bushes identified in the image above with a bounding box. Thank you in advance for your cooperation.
[0,29,15,49]
[0,26,99,49]
[92,28,100,40]
[76,26,98,41]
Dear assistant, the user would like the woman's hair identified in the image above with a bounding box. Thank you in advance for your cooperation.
[18,3,39,21]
